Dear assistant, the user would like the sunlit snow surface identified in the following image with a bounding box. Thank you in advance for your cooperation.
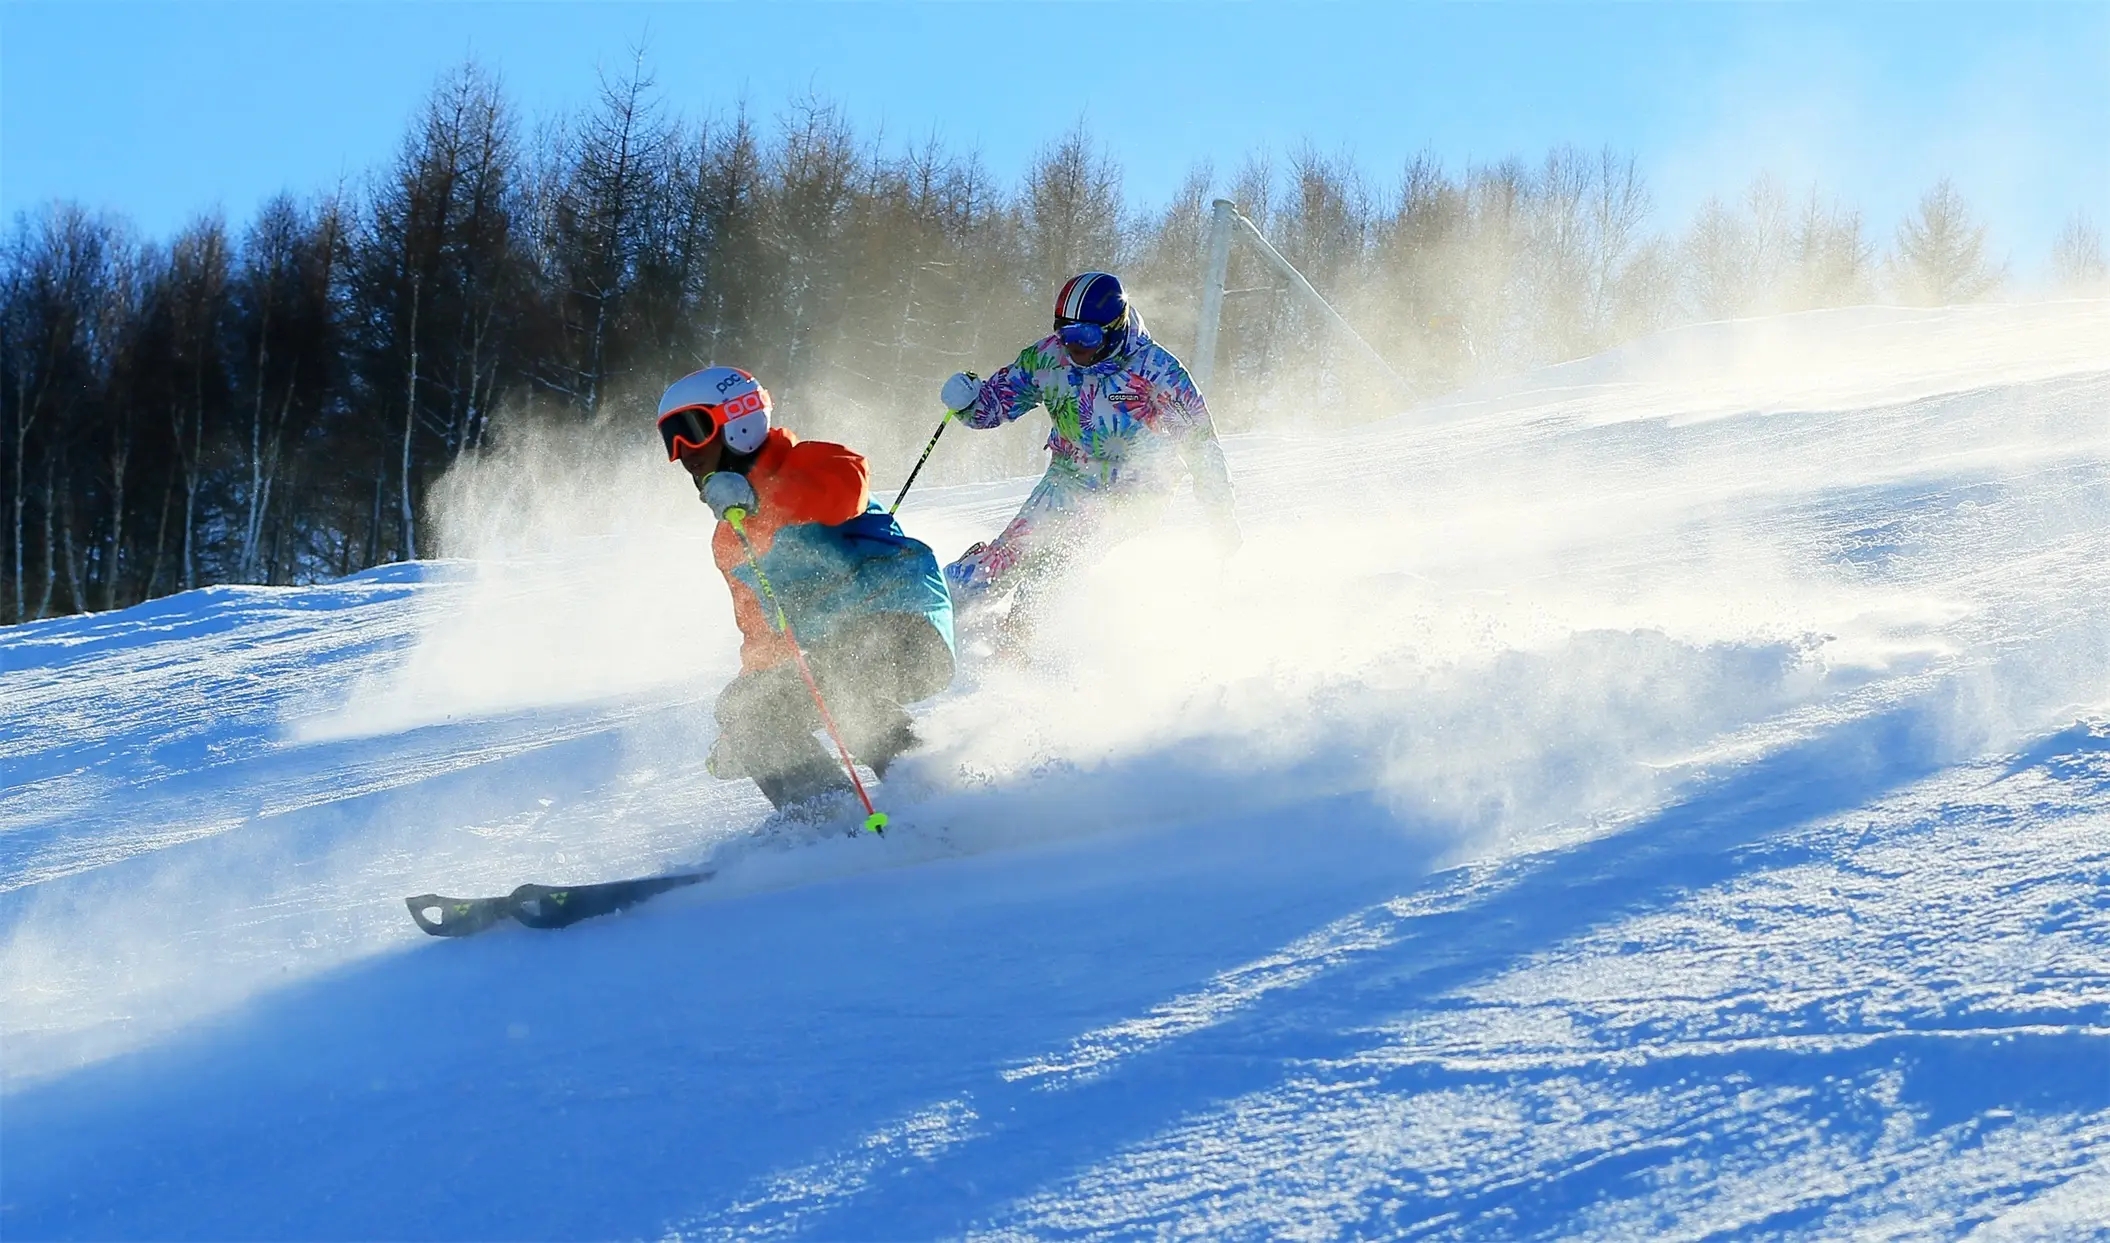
[4,303,2109,1240]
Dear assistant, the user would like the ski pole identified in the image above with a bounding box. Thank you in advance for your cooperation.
[725,507,888,835]
[888,410,954,516]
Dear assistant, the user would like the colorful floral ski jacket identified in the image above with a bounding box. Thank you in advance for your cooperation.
[958,317,1236,521]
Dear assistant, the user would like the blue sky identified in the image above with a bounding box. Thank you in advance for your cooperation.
[4,2,2106,272]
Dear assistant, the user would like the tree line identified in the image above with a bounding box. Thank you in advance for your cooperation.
[5,55,2106,624]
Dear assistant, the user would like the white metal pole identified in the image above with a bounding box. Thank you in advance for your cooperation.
[1191,199,1235,390]
[1227,206,1413,398]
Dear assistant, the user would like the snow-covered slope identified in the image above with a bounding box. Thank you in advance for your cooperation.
[5,302,2109,1239]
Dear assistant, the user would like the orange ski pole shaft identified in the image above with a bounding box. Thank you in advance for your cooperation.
[726,508,887,835]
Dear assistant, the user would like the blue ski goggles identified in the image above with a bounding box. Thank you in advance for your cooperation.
[1055,318,1109,351]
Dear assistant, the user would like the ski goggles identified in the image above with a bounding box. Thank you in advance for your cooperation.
[658,406,717,460]
[657,388,770,460]
[1055,318,1114,352]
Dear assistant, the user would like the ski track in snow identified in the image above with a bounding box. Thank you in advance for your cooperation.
[3,302,2109,1240]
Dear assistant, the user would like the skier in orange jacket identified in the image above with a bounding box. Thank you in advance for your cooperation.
[657,367,954,810]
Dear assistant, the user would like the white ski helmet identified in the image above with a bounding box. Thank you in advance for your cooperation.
[655,366,772,460]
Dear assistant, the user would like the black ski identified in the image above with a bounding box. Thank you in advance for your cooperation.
[405,871,713,937]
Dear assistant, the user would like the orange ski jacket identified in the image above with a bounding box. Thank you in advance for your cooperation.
[710,428,871,672]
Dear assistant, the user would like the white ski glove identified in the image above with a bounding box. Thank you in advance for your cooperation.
[698,471,758,522]
[940,371,983,413]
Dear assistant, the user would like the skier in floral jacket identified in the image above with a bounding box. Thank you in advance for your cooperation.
[937,271,1240,654]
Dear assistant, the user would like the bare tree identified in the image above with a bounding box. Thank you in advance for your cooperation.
[162,215,230,591]
[2050,213,2106,294]
[444,80,523,455]
[1894,179,2003,305]
[229,194,344,581]
[1022,121,1124,297]
[631,115,723,369]
[1788,190,1874,309]
[2,209,105,618]
[1524,148,1597,359]
[695,105,767,366]
[1373,154,1477,385]
[1586,148,1652,338]
[1127,162,1215,357]
[1680,177,1790,320]
[94,234,153,609]
[767,95,859,382]
[566,49,665,413]
[1,206,134,618]
[353,61,524,559]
